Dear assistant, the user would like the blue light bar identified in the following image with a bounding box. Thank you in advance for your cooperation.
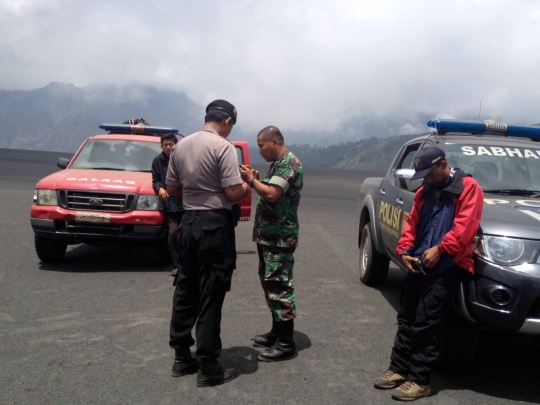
[427,119,540,140]
[99,123,179,135]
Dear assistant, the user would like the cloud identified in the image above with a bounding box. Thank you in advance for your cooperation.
[1,0,540,144]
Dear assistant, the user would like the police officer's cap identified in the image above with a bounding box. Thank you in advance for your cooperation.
[206,100,237,125]
[411,146,446,180]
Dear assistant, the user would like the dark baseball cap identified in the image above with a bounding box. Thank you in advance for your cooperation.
[411,146,446,180]
[206,99,237,125]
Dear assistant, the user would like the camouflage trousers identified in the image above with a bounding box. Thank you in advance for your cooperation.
[256,244,296,322]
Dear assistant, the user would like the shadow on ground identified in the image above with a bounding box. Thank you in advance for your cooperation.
[221,331,311,375]
[294,331,312,352]
[372,267,540,403]
[434,332,540,403]
[39,245,258,273]
[38,244,169,272]
[221,347,260,375]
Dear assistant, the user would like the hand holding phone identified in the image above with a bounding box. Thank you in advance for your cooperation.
[411,260,426,275]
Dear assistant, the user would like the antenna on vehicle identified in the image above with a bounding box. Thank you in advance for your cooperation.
[478,101,482,120]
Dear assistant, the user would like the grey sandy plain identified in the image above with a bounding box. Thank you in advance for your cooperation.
[1,148,539,404]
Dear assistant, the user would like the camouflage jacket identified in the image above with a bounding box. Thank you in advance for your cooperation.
[253,150,303,248]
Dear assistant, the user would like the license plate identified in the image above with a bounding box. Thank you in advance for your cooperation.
[75,212,111,223]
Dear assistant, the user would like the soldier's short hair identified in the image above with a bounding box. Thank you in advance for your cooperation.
[258,126,284,145]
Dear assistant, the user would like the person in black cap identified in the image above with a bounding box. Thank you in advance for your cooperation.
[166,99,249,387]
[205,99,237,125]
[374,146,484,401]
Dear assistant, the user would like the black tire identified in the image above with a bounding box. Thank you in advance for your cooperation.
[359,222,389,285]
[35,234,67,263]
[437,308,478,371]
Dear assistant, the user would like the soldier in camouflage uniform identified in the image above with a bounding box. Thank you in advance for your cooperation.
[239,125,303,362]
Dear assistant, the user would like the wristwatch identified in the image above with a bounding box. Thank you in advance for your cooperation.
[247,178,255,188]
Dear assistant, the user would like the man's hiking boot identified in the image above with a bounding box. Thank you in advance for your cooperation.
[171,349,198,377]
[373,370,406,389]
[391,381,431,401]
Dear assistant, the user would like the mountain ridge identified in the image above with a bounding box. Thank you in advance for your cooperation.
[1,82,425,170]
[0,82,201,152]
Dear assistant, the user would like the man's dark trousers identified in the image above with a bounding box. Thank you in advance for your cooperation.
[389,267,460,385]
[169,210,235,365]
[167,211,183,268]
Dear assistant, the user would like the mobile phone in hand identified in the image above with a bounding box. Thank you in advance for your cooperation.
[411,260,426,275]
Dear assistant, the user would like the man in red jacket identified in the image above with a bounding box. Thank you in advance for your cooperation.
[374,146,484,401]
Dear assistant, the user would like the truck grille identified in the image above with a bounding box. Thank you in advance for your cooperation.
[58,191,135,212]
[63,220,127,236]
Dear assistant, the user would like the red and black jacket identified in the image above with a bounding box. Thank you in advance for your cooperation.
[396,169,484,274]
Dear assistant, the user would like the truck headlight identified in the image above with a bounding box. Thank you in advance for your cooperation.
[136,195,164,211]
[35,189,58,206]
[473,235,540,266]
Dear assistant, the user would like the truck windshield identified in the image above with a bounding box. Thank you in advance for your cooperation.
[445,144,540,192]
[70,139,162,172]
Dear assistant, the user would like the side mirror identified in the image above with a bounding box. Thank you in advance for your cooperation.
[57,158,70,170]
[394,169,423,192]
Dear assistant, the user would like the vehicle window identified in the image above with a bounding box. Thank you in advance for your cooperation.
[445,144,540,191]
[236,146,244,165]
[70,139,162,172]
[397,143,421,170]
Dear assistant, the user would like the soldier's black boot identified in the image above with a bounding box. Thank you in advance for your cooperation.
[258,320,298,362]
[171,348,199,377]
[252,319,278,347]
[196,358,237,387]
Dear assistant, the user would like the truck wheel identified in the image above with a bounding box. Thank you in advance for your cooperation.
[35,234,67,262]
[437,308,478,371]
[359,223,389,285]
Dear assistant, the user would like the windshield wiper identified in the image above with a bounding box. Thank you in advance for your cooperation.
[90,167,126,171]
[483,189,540,197]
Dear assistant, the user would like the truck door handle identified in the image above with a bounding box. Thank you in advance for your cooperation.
[395,198,404,206]
[379,189,386,196]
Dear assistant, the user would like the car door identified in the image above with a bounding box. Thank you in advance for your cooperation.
[233,141,252,221]
[378,142,423,258]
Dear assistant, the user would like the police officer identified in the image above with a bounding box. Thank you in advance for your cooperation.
[239,126,303,362]
[151,133,182,276]
[166,100,249,387]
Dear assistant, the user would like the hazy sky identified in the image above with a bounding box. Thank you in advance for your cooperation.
[2,0,540,142]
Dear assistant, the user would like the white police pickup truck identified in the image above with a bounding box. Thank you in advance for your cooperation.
[357,119,540,369]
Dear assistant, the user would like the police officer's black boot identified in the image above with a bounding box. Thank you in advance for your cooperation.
[257,320,298,362]
[171,348,199,377]
[252,319,279,348]
[196,358,237,387]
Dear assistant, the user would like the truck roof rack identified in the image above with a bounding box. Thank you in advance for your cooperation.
[427,119,540,141]
[99,123,180,136]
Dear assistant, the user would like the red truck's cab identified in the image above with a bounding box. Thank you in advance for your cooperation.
[30,124,252,262]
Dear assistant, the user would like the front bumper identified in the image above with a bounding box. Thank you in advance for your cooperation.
[455,256,540,335]
[30,205,167,243]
